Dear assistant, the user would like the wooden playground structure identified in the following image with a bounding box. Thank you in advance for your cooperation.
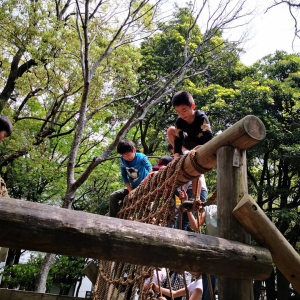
[0,115,299,299]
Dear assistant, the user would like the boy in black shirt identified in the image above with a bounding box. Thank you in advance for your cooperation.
[167,90,212,198]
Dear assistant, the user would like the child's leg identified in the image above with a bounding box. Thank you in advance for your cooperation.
[191,177,201,199]
[108,188,129,217]
[200,189,207,202]
[166,126,176,148]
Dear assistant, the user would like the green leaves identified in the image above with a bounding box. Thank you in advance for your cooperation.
[0,253,86,294]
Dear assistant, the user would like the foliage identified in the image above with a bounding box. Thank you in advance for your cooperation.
[134,6,242,154]
[0,253,52,291]
[0,253,86,295]
[2,0,300,298]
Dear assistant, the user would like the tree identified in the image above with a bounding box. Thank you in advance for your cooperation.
[130,4,246,154]
[0,0,255,293]
[267,1,300,43]
[195,50,300,299]
[1,253,86,295]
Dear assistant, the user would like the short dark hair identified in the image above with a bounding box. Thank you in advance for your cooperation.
[172,90,194,107]
[167,143,173,152]
[153,155,173,171]
[117,140,135,154]
[0,115,13,136]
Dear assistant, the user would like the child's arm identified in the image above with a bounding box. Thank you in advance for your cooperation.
[152,283,186,298]
[190,287,202,300]
[186,210,206,231]
[140,154,153,172]
[120,159,133,191]
[125,182,133,192]
[173,124,183,159]
[179,188,205,230]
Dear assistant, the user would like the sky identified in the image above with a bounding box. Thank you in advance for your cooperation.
[239,1,300,65]
[168,0,300,66]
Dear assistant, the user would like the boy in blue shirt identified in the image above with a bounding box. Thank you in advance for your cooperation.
[108,140,152,217]
[167,90,212,199]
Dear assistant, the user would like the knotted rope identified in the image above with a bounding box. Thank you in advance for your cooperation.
[93,151,214,300]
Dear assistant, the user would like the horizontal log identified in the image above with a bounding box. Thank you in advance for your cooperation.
[128,115,266,200]
[176,115,266,181]
[233,194,300,294]
[0,197,272,280]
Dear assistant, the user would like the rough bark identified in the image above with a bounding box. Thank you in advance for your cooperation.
[0,197,273,280]
[217,147,253,300]
[233,194,300,295]
[34,253,56,293]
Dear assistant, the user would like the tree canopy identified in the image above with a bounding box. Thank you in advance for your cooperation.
[0,0,299,298]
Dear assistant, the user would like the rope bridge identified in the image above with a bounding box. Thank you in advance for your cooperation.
[2,115,285,300]
[93,149,215,300]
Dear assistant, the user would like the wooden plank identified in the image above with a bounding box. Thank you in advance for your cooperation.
[233,194,300,295]
[217,147,253,300]
[0,197,272,280]
[0,288,81,300]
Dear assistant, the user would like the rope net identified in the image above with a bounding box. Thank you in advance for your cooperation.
[93,150,214,300]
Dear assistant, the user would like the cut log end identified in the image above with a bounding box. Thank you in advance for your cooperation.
[243,115,266,141]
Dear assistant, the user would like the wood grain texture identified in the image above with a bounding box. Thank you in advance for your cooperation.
[217,146,254,300]
[0,197,272,280]
[129,115,266,194]
[233,194,300,295]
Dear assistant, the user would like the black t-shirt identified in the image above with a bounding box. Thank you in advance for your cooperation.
[174,110,212,154]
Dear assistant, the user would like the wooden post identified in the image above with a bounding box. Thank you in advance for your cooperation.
[233,194,300,295]
[217,146,254,300]
[0,197,272,279]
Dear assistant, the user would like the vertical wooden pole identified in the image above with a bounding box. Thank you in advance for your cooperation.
[217,146,254,300]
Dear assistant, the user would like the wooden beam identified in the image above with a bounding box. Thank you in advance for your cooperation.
[127,115,266,201]
[174,115,265,182]
[0,197,272,280]
[233,194,300,295]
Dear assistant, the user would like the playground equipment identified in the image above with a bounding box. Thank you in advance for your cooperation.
[0,115,299,299]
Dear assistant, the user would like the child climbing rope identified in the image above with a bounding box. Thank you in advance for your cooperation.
[167,90,212,200]
[108,140,152,217]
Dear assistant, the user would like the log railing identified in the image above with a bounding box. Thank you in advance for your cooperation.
[5,115,300,299]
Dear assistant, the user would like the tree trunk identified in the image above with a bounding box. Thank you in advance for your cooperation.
[4,248,21,267]
[75,276,83,297]
[34,253,56,293]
